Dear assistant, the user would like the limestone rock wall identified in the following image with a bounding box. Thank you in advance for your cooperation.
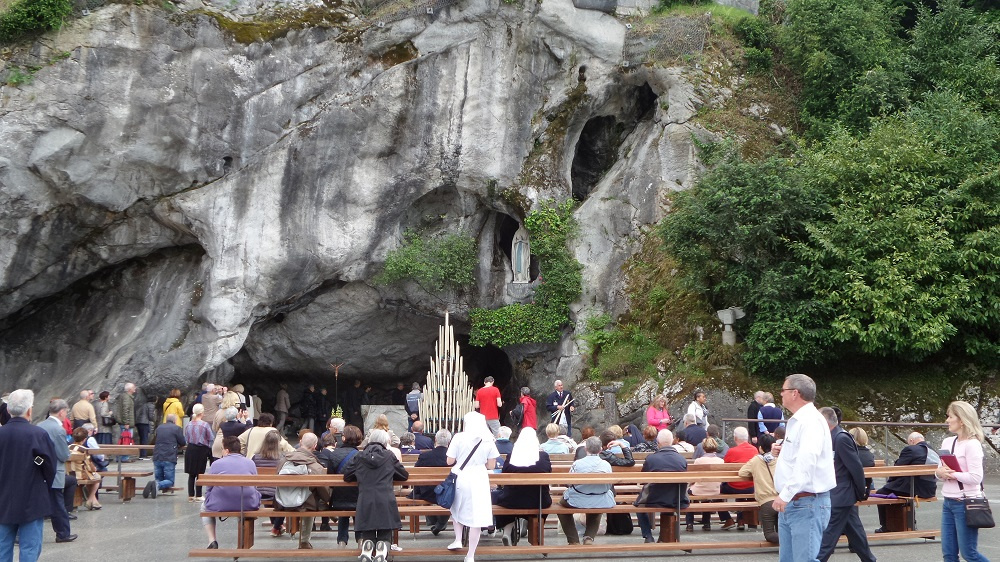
[0,0,709,407]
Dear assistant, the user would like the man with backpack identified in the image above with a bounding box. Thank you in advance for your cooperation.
[405,383,422,430]
[275,433,330,550]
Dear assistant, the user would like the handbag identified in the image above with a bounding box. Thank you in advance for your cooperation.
[434,440,482,508]
[951,439,995,529]
[101,414,117,426]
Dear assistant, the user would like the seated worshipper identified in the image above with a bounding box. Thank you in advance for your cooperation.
[320,417,345,446]
[411,429,452,536]
[493,427,552,545]
[574,427,597,459]
[624,424,643,448]
[81,423,108,472]
[599,430,636,467]
[873,431,938,533]
[756,393,784,436]
[737,433,779,544]
[495,426,514,456]
[184,404,214,501]
[636,429,689,543]
[411,420,434,450]
[399,432,419,455]
[720,426,757,530]
[693,424,729,460]
[633,425,660,453]
[146,413,186,498]
[69,428,102,510]
[606,425,631,452]
[679,414,707,450]
[220,406,253,441]
[672,432,695,454]
[540,423,570,455]
[686,437,724,532]
[327,425,364,546]
[850,427,876,494]
[313,433,341,532]
[277,432,332,550]
[343,428,409,561]
[557,436,614,545]
[250,431,286,537]
[239,412,293,458]
[201,436,261,549]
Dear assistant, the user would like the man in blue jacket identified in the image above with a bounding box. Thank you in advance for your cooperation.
[37,398,77,544]
[0,389,58,561]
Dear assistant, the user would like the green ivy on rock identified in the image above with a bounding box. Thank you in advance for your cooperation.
[469,200,582,347]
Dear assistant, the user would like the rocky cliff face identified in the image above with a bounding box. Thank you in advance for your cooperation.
[0,0,713,420]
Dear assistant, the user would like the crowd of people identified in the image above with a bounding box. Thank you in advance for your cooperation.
[0,374,993,562]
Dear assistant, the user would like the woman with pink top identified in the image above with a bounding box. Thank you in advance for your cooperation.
[935,400,989,562]
[646,395,672,432]
[686,437,725,532]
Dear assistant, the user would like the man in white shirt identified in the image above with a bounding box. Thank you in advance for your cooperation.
[772,373,835,562]
[687,391,708,427]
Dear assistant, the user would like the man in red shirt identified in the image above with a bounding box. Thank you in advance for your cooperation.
[474,377,502,437]
[721,426,758,530]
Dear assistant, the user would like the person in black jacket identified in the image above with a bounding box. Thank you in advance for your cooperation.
[599,430,636,467]
[0,389,58,559]
[324,425,363,546]
[343,428,409,562]
[493,428,552,545]
[747,391,764,443]
[817,408,875,562]
[873,431,938,532]
[299,385,317,433]
[636,429,689,543]
[411,429,452,535]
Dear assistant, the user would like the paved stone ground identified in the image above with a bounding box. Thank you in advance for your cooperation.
[33,461,1000,561]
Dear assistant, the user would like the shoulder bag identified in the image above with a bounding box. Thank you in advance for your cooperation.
[952,439,995,528]
[434,439,482,508]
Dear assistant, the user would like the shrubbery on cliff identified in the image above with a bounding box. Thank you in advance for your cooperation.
[0,0,71,43]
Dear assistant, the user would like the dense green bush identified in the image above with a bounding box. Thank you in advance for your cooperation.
[375,231,476,293]
[470,200,582,348]
[743,47,773,74]
[0,0,72,43]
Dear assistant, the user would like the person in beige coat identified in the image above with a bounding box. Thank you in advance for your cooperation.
[239,413,294,457]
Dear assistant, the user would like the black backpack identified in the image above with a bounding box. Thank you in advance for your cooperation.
[605,512,634,535]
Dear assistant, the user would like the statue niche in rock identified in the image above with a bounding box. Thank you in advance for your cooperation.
[512,224,531,284]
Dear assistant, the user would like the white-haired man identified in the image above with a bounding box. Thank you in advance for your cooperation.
[720,426,758,530]
[117,382,137,462]
[0,389,59,558]
[70,390,97,429]
[772,374,835,562]
[546,380,574,432]
[635,429,689,542]
[38,399,77,542]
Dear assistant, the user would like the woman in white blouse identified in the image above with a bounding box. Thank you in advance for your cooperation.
[935,400,989,562]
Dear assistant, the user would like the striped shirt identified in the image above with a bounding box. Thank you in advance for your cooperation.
[184,419,214,447]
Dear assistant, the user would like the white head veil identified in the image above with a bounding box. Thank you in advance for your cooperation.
[507,427,541,467]
[462,411,495,444]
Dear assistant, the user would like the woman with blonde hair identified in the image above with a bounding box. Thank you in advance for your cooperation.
[849,427,875,493]
[646,395,672,432]
[213,391,241,433]
[936,400,989,562]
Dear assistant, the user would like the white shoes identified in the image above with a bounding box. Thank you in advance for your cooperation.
[446,541,463,550]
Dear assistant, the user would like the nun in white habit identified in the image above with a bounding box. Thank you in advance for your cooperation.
[446,411,500,561]
[493,427,553,544]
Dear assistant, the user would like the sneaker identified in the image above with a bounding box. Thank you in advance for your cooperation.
[737,524,746,531]
[207,541,218,549]
[582,536,594,545]
[150,485,157,499]
[270,528,283,537]
[360,539,375,562]
[374,540,389,562]
[142,481,154,499]
[702,524,711,531]
[390,544,403,552]
[501,534,510,547]
[299,542,313,549]
[446,541,463,551]
[645,536,656,543]
[686,524,694,532]
[721,519,736,530]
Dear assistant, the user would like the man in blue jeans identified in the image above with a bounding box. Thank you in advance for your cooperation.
[772,374,836,562]
[145,414,186,498]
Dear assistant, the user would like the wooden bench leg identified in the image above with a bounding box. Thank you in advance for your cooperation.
[744,506,760,527]
[527,516,543,545]
[239,517,257,549]
[410,515,420,535]
[74,486,87,508]
[287,516,300,536]
[120,477,136,502]
[884,503,914,532]
[659,513,679,543]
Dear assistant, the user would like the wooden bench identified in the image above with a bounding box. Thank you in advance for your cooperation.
[193,464,938,558]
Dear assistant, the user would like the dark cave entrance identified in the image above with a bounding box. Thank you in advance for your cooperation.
[456,334,518,422]
[571,82,658,201]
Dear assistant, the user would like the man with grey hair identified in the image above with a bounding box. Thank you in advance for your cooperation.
[411,420,434,450]
[557,436,614,545]
[37,398,77,542]
[772,374,835,562]
[117,382,137,462]
[412,428,452,535]
[817,407,875,562]
[321,417,345,446]
[680,413,707,451]
[546,380,574,432]
[70,390,97,429]
[0,389,59,558]
[145,413,186,499]
[636,429,689,542]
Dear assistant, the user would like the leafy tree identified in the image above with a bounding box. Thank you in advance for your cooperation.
[376,231,477,293]
[0,0,71,42]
